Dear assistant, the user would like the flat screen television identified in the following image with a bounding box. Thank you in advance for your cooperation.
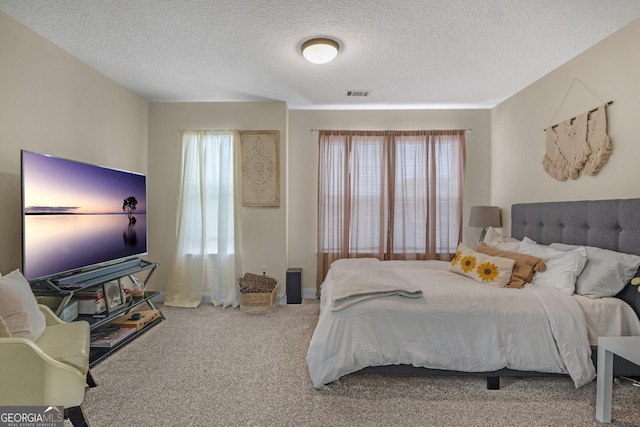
[21,150,147,282]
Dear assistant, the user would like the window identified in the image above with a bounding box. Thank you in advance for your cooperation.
[165,130,242,308]
[179,132,235,255]
[317,130,465,283]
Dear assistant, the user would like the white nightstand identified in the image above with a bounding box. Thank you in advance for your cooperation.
[596,336,640,423]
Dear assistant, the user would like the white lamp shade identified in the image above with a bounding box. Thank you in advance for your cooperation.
[302,38,339,64]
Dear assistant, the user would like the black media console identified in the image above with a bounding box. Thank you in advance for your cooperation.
[30,258,164,366]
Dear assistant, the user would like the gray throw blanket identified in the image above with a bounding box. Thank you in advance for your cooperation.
[330,258,423,311]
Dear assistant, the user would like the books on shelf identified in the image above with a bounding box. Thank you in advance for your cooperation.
[90,327,136,348]
[74,288,107,314]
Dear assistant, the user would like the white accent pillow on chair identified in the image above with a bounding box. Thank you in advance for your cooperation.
[0,270,46,340]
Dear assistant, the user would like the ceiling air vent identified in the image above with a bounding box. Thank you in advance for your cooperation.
[345,90,371,97]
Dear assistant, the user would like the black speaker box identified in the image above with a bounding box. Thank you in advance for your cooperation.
[286,268,302,304]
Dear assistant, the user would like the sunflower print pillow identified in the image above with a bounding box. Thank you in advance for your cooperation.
[449,243,516,287]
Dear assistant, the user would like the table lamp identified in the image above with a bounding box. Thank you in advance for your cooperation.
[469,206,502,243]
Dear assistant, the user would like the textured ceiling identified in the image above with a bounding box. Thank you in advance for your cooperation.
[2,1,640,110]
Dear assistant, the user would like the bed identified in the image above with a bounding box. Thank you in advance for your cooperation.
[306,198,640,389]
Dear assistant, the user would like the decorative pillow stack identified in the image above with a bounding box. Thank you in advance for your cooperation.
[473,227,640,297]
[449,243,515,287]
[474,242,546,288]
[0,269,46,341]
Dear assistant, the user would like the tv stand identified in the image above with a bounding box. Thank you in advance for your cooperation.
[30,258,164,366]
[51,258,143,286]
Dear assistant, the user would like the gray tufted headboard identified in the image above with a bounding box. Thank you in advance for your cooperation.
[511,198,640,317]
[511,199,640,256]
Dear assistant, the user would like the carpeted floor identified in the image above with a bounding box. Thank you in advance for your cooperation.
[80,299,640,427]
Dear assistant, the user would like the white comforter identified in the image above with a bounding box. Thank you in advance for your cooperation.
[307,259,597,388]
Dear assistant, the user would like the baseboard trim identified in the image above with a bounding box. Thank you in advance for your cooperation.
[153,290,318,306]
[302,288,317,299]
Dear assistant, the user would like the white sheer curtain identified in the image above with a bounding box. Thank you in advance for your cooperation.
[164,130,242,308]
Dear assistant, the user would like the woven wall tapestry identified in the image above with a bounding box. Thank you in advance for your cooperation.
[543,104,611,181]
[240,130,280,207]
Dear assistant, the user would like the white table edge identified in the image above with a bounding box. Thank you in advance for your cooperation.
[596,336,640,423]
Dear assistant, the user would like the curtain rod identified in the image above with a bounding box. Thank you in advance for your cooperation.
[543,101,612,131]
[310,128,472,134]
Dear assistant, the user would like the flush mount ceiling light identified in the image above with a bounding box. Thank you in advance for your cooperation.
[301,38,339,64]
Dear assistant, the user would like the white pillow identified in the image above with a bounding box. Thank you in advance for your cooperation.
[518,237,587,294]
[449,243,515,287]
[550,243,640,298]
[483,226,521,252]
[0,269,46,340]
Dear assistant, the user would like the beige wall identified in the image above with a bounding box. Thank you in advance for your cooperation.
[147,102,288,295]
[0,12,148,275]
[491,18,640,232]
[288,109,491,295]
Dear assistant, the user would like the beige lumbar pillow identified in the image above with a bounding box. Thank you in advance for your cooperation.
[449,243,515,287]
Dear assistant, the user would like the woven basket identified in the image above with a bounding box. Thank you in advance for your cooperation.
[239,284,278,314]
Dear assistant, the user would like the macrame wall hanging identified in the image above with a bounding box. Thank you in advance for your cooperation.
[542,78,612,181]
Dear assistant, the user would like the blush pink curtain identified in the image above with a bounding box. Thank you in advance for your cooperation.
[317,130,466,295]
